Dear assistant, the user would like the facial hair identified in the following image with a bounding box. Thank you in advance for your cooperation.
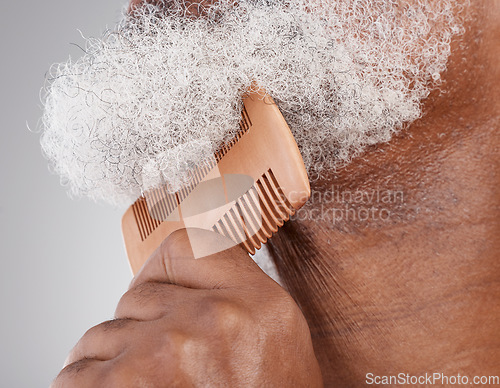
[40,0,465,206]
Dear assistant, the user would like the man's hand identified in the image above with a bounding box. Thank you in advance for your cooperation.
[52,228,323,387]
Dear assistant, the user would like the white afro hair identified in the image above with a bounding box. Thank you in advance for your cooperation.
[40,0,465,206]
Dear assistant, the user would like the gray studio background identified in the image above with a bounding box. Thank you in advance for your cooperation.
[0,2,275,386]
[1,1,132,386]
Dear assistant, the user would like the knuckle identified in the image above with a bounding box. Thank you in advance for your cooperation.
[102,331,187,387]
[97,318,133,332]
[68,319,131,364]
[199,296,250,333]
[53,358,102,386]
[116,282,158,317]
[161,229,190,254]
[103,354,182,388]
[71,323,105,354]
[162,329,190,354]
[115,290,134,318]
[149,328,193,367]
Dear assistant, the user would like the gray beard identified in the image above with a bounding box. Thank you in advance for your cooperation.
[40,0,465,206]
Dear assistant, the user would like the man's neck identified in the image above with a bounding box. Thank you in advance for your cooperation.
[268,4,500,387]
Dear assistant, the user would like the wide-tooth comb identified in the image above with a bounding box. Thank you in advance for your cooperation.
[122,90,310,274]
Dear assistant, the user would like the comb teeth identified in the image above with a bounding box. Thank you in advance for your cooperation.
[140,106,252,224]
[132,197,161,241]
[133,167,294,254]
[212,169,294,255]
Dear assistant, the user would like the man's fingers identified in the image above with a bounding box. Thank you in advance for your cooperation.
[65,319,136,367]
[52,358,110,388]
[115,281,209,321]
[130,228,275,291]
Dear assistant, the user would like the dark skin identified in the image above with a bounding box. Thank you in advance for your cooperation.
[52,229,323,387]
[268,2,500,386]
[53,1,499,387]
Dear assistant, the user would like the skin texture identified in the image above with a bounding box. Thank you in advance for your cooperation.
[53,1,499,387]
[52,229,323,387]
[267,2,500,386]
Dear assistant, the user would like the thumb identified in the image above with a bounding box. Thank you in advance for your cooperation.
[129,228,275,290]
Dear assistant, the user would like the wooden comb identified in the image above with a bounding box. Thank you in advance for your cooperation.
[122,90,310,274]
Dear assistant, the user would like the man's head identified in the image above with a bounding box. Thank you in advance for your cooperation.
[40,0,466,205]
